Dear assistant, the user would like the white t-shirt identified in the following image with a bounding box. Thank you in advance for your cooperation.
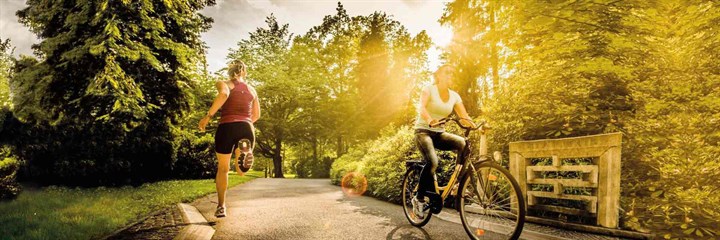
[414,84,462,132]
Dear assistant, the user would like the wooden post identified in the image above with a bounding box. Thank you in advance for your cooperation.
[597,134,622,228]
[509,143,527,212]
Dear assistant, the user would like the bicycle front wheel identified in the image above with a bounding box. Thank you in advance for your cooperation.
[458,161,526,240]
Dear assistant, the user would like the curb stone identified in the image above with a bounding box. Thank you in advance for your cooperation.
[174,203,215,240]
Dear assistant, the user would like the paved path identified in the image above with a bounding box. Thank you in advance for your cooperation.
[192,178,487,240]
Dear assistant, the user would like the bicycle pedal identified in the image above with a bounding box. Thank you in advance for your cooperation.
[425,192,443,214]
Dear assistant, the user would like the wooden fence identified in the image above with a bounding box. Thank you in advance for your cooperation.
[509,133,622,228]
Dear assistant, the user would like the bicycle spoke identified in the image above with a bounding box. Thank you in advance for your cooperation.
[460,164,524,239]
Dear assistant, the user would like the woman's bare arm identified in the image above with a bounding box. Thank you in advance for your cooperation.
[207,81,230,117]
[198,81,230,131]
[250,86,261,122]
[454,101,477,128]
[419,87,436,125]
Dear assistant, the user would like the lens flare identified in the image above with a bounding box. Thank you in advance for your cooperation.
[341,172,368,197]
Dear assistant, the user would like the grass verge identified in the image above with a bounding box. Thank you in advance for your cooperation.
[0,171,261,240]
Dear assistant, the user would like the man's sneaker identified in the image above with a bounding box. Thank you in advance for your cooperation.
[215,206,226,218]
[411,196,428,219]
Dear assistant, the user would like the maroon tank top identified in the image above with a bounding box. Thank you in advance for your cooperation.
[219,80,254,124]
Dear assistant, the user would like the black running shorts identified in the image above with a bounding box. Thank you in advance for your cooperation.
[214,121,255,154]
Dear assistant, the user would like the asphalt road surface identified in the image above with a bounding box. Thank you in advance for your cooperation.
[192,178,501,240]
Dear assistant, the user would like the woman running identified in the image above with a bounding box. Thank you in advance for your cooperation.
[412,64,476,218]
[198,60,260,218]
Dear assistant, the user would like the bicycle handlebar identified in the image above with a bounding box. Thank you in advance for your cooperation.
[430,117,490,137]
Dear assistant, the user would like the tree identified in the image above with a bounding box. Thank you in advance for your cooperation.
[354,12,431,137]
[226,4,431,178]
[439,0,492,115]
[13,0,213,126]
[8,0,215,185]
[439,0,720,237]
[228,15,300,178]
[294,3,364,158]
[0,39,13,108]
[619,1,720,237]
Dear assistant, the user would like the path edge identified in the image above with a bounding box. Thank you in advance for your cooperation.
[173,203,215,240]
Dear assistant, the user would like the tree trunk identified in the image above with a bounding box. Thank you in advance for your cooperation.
[312,137,318,163]
[336,135,344,158]
[272,138,284,178]
[489,0,500,96]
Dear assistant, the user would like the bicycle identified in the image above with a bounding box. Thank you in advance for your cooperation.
[402,117,526,240]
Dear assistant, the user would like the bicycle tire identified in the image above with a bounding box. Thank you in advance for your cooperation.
[402,168,432,227]
[457,161,526,240]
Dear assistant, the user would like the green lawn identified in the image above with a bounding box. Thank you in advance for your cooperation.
[0,171,261,240]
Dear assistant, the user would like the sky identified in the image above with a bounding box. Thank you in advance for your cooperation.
[0,0,452,73]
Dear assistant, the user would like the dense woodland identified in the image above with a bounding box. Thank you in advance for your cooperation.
[0,0,718,238]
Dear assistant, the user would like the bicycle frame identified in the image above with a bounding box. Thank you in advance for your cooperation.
[414,118,493,203]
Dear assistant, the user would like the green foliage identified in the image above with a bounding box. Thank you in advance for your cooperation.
[0,172,260,239]
[617,1,720,238]
[0,39,13,108]
[227,4,431,178]
[0,147,21,200]
[171,128,216,179]
[441,0,719,237]
[331,125,427,203]
[14,0,213,126]
[227,15,298,178]
[4,0,216,186]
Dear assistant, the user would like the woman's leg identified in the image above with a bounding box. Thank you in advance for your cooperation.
[214,123,235,208]
[435,132,466,154]
[415,131,439,198]
[216,153,232,207]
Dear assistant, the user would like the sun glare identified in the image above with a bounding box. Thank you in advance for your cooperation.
[434,26,454,47]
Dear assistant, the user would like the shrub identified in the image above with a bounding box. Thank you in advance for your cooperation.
[330,125,458,204]
[2,115,179,186]
[171,128,216,179]
[0,148,21,200]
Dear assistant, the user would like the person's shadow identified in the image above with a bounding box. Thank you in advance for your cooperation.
[386,225,431,240]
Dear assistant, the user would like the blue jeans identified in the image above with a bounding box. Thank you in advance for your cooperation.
[414,129,466,198]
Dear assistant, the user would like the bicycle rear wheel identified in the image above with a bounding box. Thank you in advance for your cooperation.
[458,161,525,240]
[402,167,432,226]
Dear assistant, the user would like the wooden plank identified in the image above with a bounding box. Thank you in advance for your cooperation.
[510,133,622,148]
[527,191,598,213]
[527,191,597,202]
[514,148,610,158]
[527,165,598,173]
[553,183,563,195]
[597,145,622,228]
[527,178,598,188]
[509,151,527,210]
[529,204,595,217]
